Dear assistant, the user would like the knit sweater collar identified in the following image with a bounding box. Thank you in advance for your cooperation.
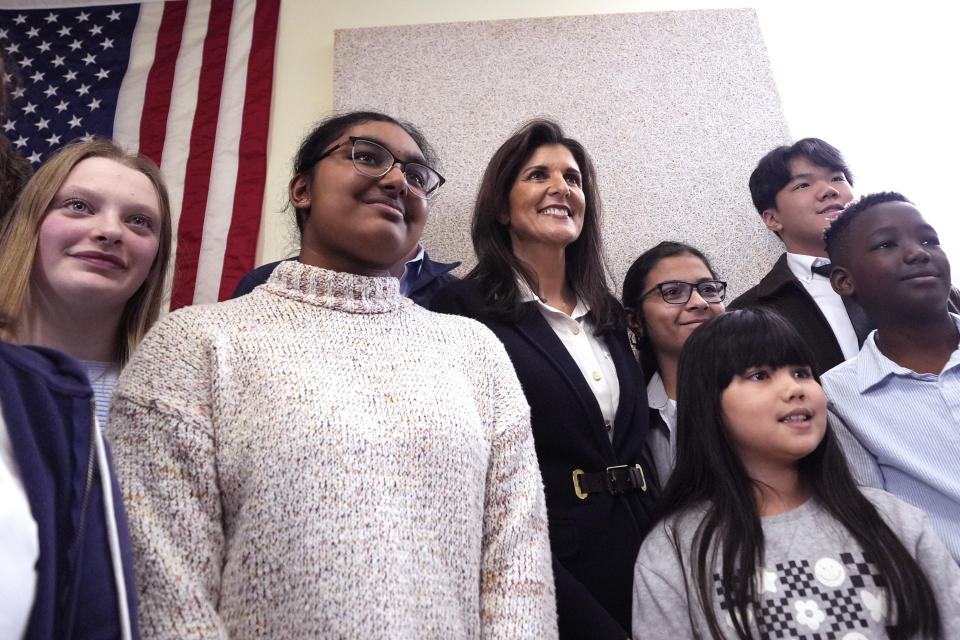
[265,260,409,314]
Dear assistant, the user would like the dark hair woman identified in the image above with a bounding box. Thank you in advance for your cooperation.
[632,308,958,639]
[432,119,657,639]
[108,111,557,638]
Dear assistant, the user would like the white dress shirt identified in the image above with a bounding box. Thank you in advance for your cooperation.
[518,280,620,439]
[786,253,860,360]
[645,372,678,485]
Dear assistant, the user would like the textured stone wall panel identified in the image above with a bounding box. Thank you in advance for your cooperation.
[334,9,789,298]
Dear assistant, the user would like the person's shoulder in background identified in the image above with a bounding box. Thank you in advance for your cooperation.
[230,257,298,298]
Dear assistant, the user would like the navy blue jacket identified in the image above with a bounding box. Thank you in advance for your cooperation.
[230,252,460,307]
[0,341,138,640]
[431,280,659,640]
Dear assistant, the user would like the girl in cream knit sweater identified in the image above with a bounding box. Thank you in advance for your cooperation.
[108,113,557,639]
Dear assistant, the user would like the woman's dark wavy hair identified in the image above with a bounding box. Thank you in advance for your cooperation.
[622,241,718,382]
[467,119,617,331]
[661,308,941,639]
[289,111,436,236]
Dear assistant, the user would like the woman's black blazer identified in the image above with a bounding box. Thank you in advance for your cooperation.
[432,279,659,639]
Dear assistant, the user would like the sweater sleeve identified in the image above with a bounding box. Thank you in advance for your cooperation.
[475,332,559,639]
[107,310,228,639]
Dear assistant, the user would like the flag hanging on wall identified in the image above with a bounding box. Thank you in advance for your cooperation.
[0,0,280,309]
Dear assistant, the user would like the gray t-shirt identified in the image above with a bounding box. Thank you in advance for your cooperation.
[633,487,960,639]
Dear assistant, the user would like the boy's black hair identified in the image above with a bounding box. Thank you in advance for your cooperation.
[824,191,912,267]
[658,307,941,639]
[748,138,854,215]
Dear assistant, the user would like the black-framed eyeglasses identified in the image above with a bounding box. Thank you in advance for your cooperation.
[640,280,727,305]
[315,136,445,199]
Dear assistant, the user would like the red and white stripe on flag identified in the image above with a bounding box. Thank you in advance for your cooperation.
[113,0,279,310]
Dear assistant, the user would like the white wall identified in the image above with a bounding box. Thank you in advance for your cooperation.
[259,0,960,277]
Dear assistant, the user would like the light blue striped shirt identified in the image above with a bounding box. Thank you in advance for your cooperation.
[80,360,119,433]
[822,313,960,562]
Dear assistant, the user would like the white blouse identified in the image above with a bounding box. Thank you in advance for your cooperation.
[518,280,620,439]
[786,253,859,360]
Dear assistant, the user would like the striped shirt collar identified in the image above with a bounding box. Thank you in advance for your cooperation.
[855,313,960,392]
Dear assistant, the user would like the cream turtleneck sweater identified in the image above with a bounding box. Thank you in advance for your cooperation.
[108,261,557,639]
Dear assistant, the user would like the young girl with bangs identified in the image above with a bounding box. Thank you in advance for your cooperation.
[632,308,960,639]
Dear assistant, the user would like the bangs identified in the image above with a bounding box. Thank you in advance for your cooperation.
[701,309,819,387]
[792,138,849,178]
[797,148,843,175]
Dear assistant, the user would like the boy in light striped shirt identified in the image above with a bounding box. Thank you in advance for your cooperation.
[820,191,960,562]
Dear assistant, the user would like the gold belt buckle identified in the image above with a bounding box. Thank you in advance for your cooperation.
[632,463,648,492]
[572,469,588,500]
[606,464,648,493]
[573,464,647,500]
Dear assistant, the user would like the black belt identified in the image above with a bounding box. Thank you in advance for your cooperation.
[572,464,647,499]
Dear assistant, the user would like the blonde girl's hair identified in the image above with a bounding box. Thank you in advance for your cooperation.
[0,138,173,365]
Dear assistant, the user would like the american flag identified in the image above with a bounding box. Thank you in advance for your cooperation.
[0,0,280,309]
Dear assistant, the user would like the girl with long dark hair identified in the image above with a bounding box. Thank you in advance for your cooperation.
[632,308,959,639]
